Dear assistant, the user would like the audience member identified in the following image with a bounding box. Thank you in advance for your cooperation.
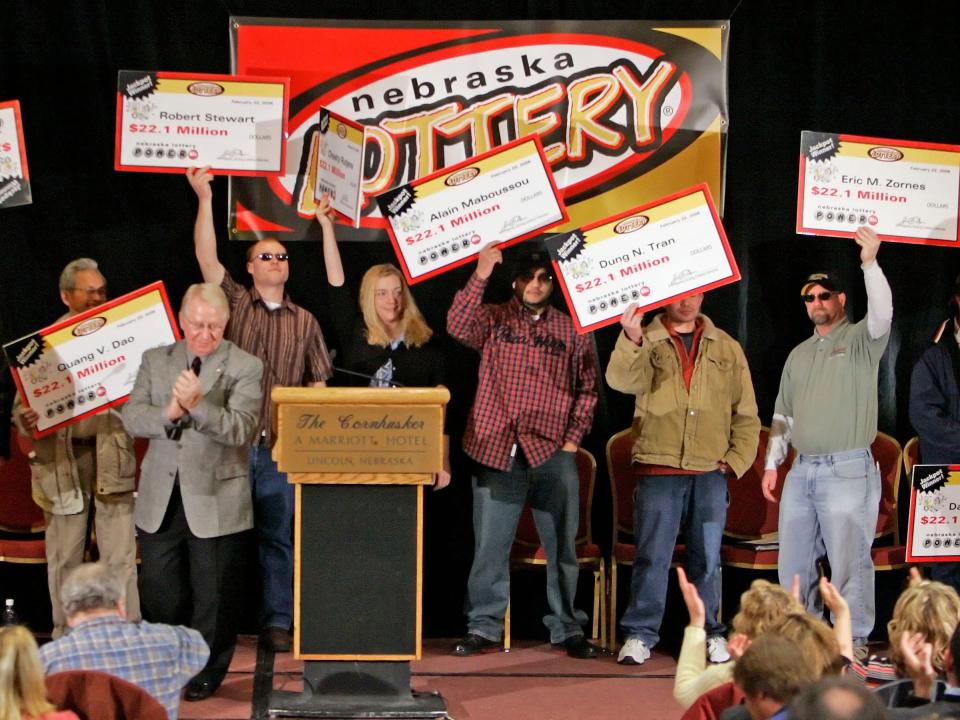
[762,227,893,656]
[850,573,960,686]
[0,625,77,720]
[890,622,960,718]
[674,572,804,708]
[791,676,888,720]
[187,167,332,653]
[447,242,599,659]
[122,283,263,701]
[12,258,139,638]
[38,563,208,720]
[606,294,759,665]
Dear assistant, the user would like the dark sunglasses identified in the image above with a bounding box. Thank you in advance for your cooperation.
[519,271,553,283]
[254,252,289,262]
[802,291,835,303]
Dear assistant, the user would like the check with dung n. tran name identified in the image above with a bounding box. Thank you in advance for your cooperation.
[546,184,739,334]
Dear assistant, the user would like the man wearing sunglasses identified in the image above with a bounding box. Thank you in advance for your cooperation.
[762,226,892,659]
[187,167,333,655]
[447,242,600,659]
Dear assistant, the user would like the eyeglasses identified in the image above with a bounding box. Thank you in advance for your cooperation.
[254,252,289,262]
[519,271,553,284]
[802,291,835,303]
[72,286,107,297]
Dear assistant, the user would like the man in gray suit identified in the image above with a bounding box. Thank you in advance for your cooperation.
[122,283,263,701]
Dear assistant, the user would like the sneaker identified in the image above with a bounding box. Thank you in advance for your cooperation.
[706,635,731,663]
[617,637,651,665]
[853,643,870,662]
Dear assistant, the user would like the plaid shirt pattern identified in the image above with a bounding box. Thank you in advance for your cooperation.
[39,615,209,720]
[447,273,598,470]
[221,271,332,444]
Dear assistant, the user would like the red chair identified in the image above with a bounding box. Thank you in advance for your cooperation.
[46,669,167,720]
[507,447,605,650]
[0,426,46,566]
[606,427,687,647]
[720,426,790,571]
[903,436,919,479]
[0,427,44,532]
[870,431,907,572]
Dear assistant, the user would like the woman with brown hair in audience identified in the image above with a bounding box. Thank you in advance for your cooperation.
[0,626,77,720]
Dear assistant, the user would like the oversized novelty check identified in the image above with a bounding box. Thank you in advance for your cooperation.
[3,282,179,437]
[0,100,32,208]
[115,70,289,176]
[906,464,960,563]
[797,131,960,246]
[376,135,567,284]
[313,108,365,226]
[546,184,739,334]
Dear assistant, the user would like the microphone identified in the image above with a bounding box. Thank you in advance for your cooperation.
[332,365,405,388]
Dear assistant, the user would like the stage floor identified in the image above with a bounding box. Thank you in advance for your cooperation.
[180,636,685,720]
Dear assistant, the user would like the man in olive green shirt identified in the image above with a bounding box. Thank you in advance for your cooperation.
[762,227,892,652]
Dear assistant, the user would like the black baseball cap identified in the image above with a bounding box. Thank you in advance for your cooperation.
[512,246,553,281]
[800,271,844,296]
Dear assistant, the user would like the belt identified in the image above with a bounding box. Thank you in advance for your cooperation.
[71,437,97,448]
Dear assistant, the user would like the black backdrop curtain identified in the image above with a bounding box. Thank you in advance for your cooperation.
[2,0,957,636]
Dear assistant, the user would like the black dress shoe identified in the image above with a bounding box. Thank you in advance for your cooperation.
[453,633,500,656]
[261,627,292,653]
[554,635,599,659]
[184,678,218,701]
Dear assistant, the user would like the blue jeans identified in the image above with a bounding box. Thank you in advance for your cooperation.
[621,471,727,646]
[778,448,880,643]
[250,445,294,629]
[464,450,587,644]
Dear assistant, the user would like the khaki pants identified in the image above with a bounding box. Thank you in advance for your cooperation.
[44,445,140,637]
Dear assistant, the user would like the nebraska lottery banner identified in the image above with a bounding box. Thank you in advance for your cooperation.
[228,18,729,242]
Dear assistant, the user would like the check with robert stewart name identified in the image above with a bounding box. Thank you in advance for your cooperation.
[545,184,739,334]
[376,135,567,284]
[3,282,179,438]
[115,70,289,175]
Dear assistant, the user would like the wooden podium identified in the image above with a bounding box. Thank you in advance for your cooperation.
[268,387,449,718]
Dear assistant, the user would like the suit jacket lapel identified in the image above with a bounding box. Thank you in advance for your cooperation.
[199,341,229,393]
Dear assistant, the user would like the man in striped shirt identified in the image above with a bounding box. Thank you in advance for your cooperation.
[40,562,208,719]
[447,242,599,659]
[187,168,333,653]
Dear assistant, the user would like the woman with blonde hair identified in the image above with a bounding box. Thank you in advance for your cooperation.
[316,195,450,487]
[0,626,77,720]
[850,572,960,686]
[674,570,805,708]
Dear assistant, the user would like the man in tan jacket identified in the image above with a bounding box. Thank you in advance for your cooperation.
[13,258,140,638]
[606,293,759,666]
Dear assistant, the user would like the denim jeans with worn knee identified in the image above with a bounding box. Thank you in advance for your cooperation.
[778,448,880,643]
[464,449,587,644]
[620,470,727,647]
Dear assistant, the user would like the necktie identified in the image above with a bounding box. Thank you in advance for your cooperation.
[191,356,202,376]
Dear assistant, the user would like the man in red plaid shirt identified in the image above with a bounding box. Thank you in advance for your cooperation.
[447,242,599,659]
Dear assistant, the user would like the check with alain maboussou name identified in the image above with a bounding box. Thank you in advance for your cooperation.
[376,135,567,285]
[797,130,960,246]
[115,70,289,176]
[3,282,179,438]
[545,184,739,334]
